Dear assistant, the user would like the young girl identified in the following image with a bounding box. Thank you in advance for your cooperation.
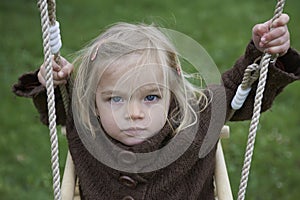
[13,14,300,199]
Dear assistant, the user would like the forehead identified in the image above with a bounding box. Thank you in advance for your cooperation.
[98,54,166,90]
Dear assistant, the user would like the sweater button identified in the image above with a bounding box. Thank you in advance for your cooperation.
[122,196,135,200]
[119,175,137,189]
[118,150,137,165]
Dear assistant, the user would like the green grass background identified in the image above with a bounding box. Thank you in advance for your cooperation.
[1,0,300,199]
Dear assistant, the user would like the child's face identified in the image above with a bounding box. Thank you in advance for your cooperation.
[96,56,171,146]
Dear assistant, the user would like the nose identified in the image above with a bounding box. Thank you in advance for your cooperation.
[125,100,145,120]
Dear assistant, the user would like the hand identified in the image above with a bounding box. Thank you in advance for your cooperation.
[252,13,290,56]
[38,56,73,87]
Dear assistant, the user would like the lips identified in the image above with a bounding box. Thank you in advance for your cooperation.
[122,127,146,137]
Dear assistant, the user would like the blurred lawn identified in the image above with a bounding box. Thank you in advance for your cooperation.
[1,0,300,199]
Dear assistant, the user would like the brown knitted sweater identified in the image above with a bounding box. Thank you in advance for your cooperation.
[13,42,300,200]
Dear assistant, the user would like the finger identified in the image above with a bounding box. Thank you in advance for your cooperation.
[252,22,271,48]
[58,63,74,79]
[271,14,290,28]
[38,63,47,85]
[252,22,269,37]
[262,27,288,46]
[52,59,62,72]
[263,36,287,49]
[52,70,67,81]
[265,40,290,55]
[258,14,289,43]
[39,63,46,77]
[37,70,46,86]
[53,56,73,78]
[261,26,288,45]
[40,70,67,86]
[42,64,64,81]
[58,56,68,66]
[263,34,289,49]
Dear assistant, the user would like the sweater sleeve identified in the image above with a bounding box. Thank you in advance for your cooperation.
[222,41,300,121]
[12,70,68,126]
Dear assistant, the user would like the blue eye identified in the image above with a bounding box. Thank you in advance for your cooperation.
[144,95,159,102]
[110,96,123,103]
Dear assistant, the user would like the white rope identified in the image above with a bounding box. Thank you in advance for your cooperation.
[236,1,286,199]
[48,19,70,117]
[38,0,62,199]
[49,21,62,54]
[231,85,252,110]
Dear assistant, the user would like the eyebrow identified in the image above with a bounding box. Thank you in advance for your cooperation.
[97,86,126,96]
[100,85,167,96]
[143,87,163,94]
[137,85,170,98]
[100,90,125,96]
[140,84,167,91]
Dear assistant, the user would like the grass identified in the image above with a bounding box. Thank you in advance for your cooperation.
[1,0,300,199]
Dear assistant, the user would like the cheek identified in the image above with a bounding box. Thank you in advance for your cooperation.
[147,104,169,129]
[98,105,119,132]
[99,112,119,137]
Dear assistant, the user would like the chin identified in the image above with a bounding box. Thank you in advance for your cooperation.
[122,138,146,146]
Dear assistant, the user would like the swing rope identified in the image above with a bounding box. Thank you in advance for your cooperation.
[45,0,70,116]
[37,0,70,199]
[235,1,286,200]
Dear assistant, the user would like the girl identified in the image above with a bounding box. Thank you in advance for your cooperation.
[13,14,300,199]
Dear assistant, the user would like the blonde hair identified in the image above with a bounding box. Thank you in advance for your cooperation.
[72,22,208,137]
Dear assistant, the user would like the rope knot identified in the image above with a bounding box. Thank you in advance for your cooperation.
[50,21,62,54]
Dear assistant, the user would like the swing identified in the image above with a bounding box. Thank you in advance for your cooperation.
[37,0,286,199]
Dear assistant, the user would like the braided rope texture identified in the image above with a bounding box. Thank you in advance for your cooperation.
[241,62,260,90]
[46,0,70,117]
[38,0,62,199]
[237,1,286,200]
